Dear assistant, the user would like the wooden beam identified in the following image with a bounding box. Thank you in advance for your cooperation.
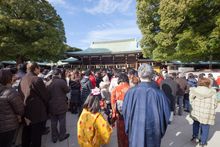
[99,55,102,65]
[89,56,91,66]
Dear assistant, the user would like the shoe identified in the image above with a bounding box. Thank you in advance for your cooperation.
[184,109,190,112]
[52,138,57,143]
[42,127,50,135]
[59,133,70,142]
[191,137,200,143]
[199,143,207,147]
[71,111,78,114]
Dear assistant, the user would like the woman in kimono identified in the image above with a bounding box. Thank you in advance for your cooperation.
[77,88,112,147]
[111,73,130,147]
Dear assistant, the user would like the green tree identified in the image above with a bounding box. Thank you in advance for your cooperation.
[64,45,82,52]
[0,0,66,62]
[137,0,220,62]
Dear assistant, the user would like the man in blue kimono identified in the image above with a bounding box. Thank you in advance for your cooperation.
[122,63,170,147]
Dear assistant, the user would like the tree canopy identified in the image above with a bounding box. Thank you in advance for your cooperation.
[64,45,82,52]
[0,0,66,62]
[137,0,220,62]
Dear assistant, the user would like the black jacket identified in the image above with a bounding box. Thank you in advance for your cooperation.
[19,72,49,124]
[0,85,24,133]
[69,79,81,103]
[47,76,70,115]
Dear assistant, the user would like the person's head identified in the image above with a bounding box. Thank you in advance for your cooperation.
[138,64,154,81]
[74,70,80,77]
[178,72,185,78]
[70,71,76,80]
[71,70,80,80]
[52,68,62,78]
[60,68,66,79]
[0,69,13,86]
[17,63,26,73]
[208,73,213,78]
[28,62,40,75]
[128,68,136,78]
[42,69,49,75]
[9,67,17,75]
[84,69,91,77]
[95,71,101,78]
[83,88,101,113]
[101,69,107,77]
[198,73,205,79]
[164,73,171,79]
[118,72,129,84]
[113,69,120,78]
[188,73,194,79]
[198,77,211,88]
[171,72,177,79]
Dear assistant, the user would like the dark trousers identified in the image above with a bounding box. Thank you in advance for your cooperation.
[0,129,16,147]
[177,96,184,115]
[42,120,48,132]
[184,93,190,111]
[22,122,44,147]
[13,124,23,146]
[51,113,66,140]
[169,96,176,112]
[70,102,80,114]
[193,120,210,144]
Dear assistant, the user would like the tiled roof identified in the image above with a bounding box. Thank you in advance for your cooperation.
[67,39,141,56]
[61,57,79,62]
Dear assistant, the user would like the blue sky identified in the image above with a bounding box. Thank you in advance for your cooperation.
[47,0,141,49]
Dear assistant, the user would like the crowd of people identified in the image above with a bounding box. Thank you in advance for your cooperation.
[0,62,219,147]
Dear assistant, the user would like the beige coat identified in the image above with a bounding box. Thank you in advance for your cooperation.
[190,86,218,125]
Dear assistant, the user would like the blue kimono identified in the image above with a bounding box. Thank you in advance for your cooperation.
[122,82,170,147]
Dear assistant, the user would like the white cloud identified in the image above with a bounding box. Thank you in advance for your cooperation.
[83,0,93,2]
[96,23,115,30]
[47,0,66,5]
[46,0,76,15]
[84,0,133,14]
[78,19,141,49]
[85,27,140,41]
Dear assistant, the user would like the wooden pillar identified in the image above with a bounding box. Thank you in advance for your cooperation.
[151,62,154,67]
[125,54,128,68]
[81,56,84,69]
[113,55,115,65]
[89,56,91,66]
[99,56,102,65]
[135,54,138,70]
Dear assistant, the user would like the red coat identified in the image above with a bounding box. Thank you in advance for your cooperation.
[216,77,220,86]
[156,76,164,86]
[89,74,96,88]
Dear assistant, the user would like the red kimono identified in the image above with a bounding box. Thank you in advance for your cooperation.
[111,82,129,147]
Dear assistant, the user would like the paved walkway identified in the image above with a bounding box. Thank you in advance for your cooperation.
[42,105,220,147]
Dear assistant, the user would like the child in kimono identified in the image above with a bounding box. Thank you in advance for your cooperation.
[77,88,112,147]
